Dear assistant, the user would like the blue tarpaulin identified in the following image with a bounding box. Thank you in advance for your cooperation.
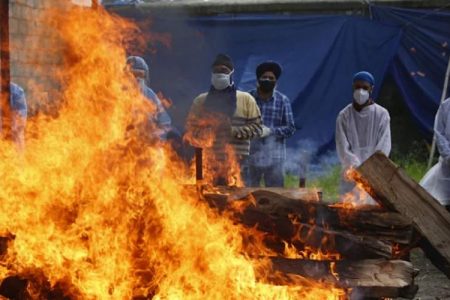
[113,5,450,160]
[372,6,450,136]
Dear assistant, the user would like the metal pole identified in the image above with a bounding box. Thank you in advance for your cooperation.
[0,0,11,140]
[427,55,450,169]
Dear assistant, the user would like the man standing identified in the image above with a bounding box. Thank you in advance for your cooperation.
[420,97,450,210]
[185,54,262,185]
[248,61,295,187]
[336,71,391,197]
[126,56,173,141]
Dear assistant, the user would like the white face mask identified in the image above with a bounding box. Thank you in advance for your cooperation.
[353,88,370,105]
[211,72,233,90]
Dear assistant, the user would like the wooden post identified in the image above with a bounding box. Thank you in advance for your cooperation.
[195,147,203,182]
[357,152,450,278]
[0,0,11,140]
[298,177,306,188]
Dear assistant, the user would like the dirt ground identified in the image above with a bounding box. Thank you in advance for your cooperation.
[405,248,450,299]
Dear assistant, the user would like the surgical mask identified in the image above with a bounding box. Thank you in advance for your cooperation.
[258,79,276,93]
[211,72,232,90]
[353,88,370,105]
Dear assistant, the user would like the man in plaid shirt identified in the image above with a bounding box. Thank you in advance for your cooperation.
[248,61,296,187]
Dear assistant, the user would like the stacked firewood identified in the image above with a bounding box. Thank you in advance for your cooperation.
[197,152,450,299]
[198,185,418,299]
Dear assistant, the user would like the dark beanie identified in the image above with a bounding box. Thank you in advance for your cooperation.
[212,54,234,70]
[256,61,282,79]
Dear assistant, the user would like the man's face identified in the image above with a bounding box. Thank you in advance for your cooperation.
[259,71,277,82]
[353,80,373,93]
[212,64,232,75]
[126,64,146,80]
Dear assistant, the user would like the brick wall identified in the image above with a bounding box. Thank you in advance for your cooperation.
[8,0,91,114]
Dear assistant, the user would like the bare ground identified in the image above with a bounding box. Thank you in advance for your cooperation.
[407,248,450,299]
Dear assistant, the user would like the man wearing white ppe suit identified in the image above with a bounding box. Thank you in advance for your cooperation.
[336,71,391,201]
[126,56,173,140]
[420,98,450,210]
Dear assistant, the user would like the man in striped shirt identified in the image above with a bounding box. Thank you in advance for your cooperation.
[185,54,263,185]
[248,61,296,187]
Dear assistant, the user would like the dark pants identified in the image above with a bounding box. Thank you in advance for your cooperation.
[248,159,284,187]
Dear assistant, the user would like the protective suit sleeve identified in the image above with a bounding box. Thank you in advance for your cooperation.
[335,113,361,168]
[435,100,450,159]
[375,111,391,157]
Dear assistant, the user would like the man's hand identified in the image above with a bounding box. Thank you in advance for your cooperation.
[261,125,272,138]
[232,126,249,139]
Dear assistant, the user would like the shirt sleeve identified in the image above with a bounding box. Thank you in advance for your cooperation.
[10,86,27,149]
[272,96,296,138]
[238,93,262,139]
[335,113,361,168]
[435,100,450,158]
[375,111,391,157]
[11,85,27,118]
[145,88,171,126]
[184,95,208,147]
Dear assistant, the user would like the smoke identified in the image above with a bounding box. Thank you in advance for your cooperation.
[284,139,340,180]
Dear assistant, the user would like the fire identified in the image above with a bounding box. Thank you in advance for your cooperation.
[184,117,245,187]
[287,216,342,261]
[333,167,379,209]
[0,4,344,299]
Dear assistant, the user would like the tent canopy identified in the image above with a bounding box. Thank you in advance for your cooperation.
[109,5,450,158]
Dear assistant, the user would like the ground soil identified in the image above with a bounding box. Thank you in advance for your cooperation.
[405,248,450,299]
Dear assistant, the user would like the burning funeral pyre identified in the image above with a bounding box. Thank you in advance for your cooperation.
[1,4,449,300]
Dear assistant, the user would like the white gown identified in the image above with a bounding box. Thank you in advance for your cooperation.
[420,98,450,205]
[336,103,391,204]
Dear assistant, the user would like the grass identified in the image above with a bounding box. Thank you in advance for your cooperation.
[285,165,341,201]
[394,156,429,183]
[284,155,429,202]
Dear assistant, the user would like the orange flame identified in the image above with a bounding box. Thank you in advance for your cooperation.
[0,5,344,299]
[184,115,245,186]
[333,167,379,209]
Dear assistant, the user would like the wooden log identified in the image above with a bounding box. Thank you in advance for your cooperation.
[206,186,322,201]
[269,258,418,299]
[203,189,413,245]
[240,205,393,259]
[253,190,412,243]
[356,151,450,279]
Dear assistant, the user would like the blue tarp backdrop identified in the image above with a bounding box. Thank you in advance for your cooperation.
[113,5,450,159]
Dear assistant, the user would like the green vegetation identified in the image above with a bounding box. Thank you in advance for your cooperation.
[285,148,431,202]
[285,165,341,201]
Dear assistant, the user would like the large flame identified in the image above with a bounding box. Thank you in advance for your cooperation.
[0,5,344,299]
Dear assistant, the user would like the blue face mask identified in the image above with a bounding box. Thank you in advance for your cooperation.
[211,72,233,90]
